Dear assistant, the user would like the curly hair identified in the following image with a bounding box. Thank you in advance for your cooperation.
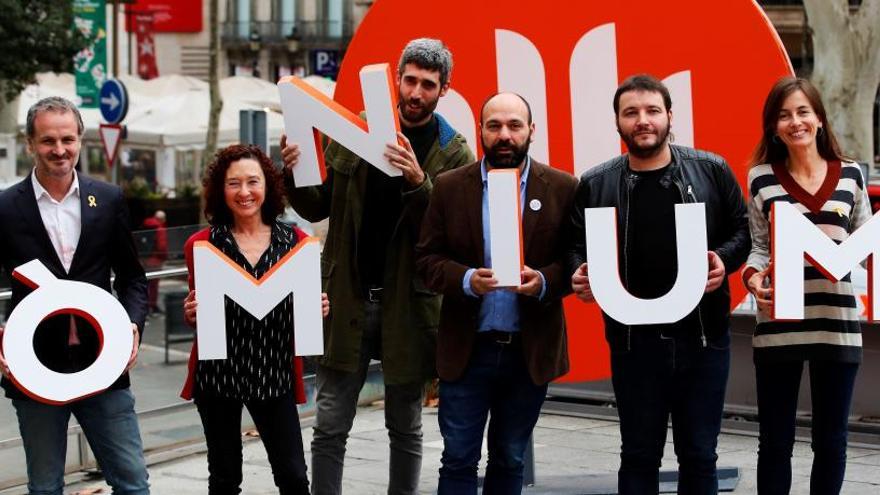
[202,144,285,226]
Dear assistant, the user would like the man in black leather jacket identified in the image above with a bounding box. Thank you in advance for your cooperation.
[567,75,750,495]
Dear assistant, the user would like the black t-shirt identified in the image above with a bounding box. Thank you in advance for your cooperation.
[358,116,438,288]
[626,164,680,299]
[626,164,703,332]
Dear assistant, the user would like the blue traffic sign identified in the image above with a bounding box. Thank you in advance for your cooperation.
[310,49,340,79]
[99,79,129,125]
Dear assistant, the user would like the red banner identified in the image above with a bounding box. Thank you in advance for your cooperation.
[126,0,202,33]
[135,13,158,80]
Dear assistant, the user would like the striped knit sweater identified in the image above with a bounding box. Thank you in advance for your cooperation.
[743,160,872,364]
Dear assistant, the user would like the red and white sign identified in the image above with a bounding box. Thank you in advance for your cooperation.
[335,0,793,382]
[98,124,123,166]
[125,0,202,33]
[134,13,159,80]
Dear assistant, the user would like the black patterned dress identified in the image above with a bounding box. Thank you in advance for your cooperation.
[194,221,301,400]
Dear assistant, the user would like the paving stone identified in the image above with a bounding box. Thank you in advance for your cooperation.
[57,405,878,495]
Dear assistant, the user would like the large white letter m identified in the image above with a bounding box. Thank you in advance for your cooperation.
[773,201,880,321]
[193,239,324,360]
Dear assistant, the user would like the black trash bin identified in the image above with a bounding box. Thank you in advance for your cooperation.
[164,290,192,363]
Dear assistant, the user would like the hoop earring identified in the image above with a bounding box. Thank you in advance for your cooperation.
[669,131,675,143]
[817,127,825,137]
[772,135,780,144]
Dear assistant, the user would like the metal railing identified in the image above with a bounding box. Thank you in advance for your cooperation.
[0,268,186,303]
[0,402,197,491]
[221,20,354,44]
[0,268,197,491]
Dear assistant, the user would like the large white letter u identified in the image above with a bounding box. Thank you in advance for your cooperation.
[584,203,708,324]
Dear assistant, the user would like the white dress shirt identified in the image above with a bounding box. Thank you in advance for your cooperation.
[32,169,81,273]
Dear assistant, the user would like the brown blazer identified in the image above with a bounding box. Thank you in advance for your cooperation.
[416,160,578,385]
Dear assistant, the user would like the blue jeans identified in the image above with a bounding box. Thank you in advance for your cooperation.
[12,388,149,495]
[610,327,730,495]
[437,335,547,495]
[756,359,858,495]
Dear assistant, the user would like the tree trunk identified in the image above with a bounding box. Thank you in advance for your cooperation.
[0,85,19,135]
[803,0,880,165]
[204,0,223,168]
[0,87,21,181]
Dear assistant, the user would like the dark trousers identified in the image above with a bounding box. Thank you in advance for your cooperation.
[756,359,858,495]
[437,335,548,495]
[310,301,424,495]
[195,392,309,495]
[610,328,730,495]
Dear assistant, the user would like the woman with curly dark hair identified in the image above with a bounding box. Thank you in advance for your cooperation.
[179,144,328,494]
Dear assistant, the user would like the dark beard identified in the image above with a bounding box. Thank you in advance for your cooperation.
[620,125,670,159]
[398,94,438,125]
[483,139,530,169]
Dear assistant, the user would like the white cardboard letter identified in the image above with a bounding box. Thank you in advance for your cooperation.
[2,260,134,404]
[772,201,880,320]
[194,238,324,360]
[585,204,709,324]
[488,169,523,287]
[278,64,401,187]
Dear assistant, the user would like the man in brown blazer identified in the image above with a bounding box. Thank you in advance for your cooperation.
[416,92,577,494]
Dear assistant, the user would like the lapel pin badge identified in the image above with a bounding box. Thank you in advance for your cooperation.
[529,199,542,212]
[87,195,97,208]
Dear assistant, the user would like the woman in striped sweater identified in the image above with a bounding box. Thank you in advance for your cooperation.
[743,77,871,494]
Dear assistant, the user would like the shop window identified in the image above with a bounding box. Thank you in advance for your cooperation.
[121,148,158,198]
[175,149,203,198]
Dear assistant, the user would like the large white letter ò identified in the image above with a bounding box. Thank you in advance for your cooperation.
[584,203,708,324]
[278,63,401,187]
[3,260,134,404]
[772,201,880,320]
[194,238,324,360]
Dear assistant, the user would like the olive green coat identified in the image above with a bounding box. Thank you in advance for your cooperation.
[287,113,474,384]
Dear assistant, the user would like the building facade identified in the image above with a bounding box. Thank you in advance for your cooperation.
[121,0,372,82]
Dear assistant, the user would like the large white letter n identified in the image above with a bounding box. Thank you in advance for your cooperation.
[193,239,324,359]
[584,204,708,324]
[277,64,401,187]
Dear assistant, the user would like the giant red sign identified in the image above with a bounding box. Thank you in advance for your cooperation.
[334,0,793,382]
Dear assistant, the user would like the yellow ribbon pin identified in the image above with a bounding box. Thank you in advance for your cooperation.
[87,195,97,208]
[834,207,844,217]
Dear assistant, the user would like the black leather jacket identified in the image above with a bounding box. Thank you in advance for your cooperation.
[567,145,750,345]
